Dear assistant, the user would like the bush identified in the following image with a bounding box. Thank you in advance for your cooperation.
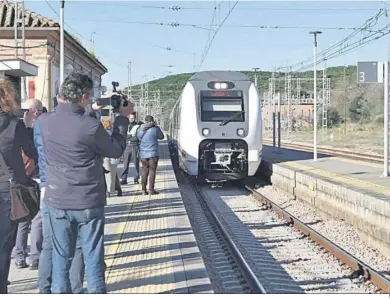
[327,106,341,127]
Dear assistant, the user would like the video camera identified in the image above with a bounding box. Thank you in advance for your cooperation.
[95,81,130,113]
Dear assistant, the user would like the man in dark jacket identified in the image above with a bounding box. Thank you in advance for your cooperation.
[36,72,130,293]
[137,115,164,195]
[35,101,85,294]
[120,112,140,184]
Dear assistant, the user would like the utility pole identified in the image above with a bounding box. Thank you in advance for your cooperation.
[14,0,27,102]
[127,61,132,99]
[322,58,328,141]
[343,65,347,134]
[252,67,260,89]
[384,62,389,177]
[310,30,322,162]
[60,0,65,85]
[90,32,96,53]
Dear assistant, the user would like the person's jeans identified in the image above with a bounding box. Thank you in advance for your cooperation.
[0,191,17,294]
[38,189,85,294]
[47,205,106,294]
[141,157,159,191]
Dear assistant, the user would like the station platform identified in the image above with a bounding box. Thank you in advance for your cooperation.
[7,141,212,294]
[260,145,390,257]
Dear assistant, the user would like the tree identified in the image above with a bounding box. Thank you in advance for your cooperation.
[348,95,370,122]
[327,106,341,127]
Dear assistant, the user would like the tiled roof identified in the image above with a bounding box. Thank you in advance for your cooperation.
[0,0,59,28]
[0,0,107,72]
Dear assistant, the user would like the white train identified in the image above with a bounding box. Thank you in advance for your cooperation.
[168,71,262,182]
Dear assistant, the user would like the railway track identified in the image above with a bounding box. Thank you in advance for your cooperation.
[169,144,389,293]
[263,139,382,164]
[189,179,266,294]
[244,183,390,293]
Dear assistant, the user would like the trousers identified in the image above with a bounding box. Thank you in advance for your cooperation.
[13,211,42,265]
[141,157,159,192]
[0,191,17,294]
[48,205,105,293]
[121,144,140,181]
[38,190,85,294]
[103,158,120,193]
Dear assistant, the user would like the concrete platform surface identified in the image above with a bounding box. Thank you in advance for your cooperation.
[262,145,390,199]
[8,141,212,294]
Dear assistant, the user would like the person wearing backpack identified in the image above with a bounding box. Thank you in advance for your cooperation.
[137,115,164,195]
[12,99,43,270]
[0,78,38,294]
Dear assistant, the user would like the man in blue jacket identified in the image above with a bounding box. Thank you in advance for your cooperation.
[36,72,130,293]
[137,115,164,195]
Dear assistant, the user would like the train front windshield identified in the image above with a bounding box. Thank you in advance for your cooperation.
[200,90,244,122]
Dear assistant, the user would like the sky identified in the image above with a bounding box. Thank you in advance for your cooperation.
[24,1,390,88]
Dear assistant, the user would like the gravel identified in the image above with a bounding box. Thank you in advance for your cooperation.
[201,185,378,293]
[256,183,390,281]
[177,182,248,294]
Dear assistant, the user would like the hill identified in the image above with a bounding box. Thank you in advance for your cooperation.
[127,65,383,128]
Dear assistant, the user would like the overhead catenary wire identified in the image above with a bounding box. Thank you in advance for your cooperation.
[198,2,218,70]
[0,43,48,49]
[198,0,239,70]
[285,5,390,72]
[94,3,385,12]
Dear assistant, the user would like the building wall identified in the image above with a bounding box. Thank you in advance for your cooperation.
[0,38,49,107]
[0,30,106,111]
[262,104,315,129]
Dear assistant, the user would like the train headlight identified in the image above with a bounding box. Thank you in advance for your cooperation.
[202,128,211,136]
[237,128,245,137]
[214,82,228,89]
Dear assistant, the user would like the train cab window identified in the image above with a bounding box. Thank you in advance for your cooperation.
[200,90,244,122]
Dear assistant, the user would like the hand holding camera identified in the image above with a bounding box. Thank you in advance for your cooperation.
[95,82,134,116]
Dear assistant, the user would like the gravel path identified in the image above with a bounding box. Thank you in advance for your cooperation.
[255,183,390,281]
[201,184,378,293]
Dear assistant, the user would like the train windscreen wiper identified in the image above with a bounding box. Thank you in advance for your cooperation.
[219,111,245,126]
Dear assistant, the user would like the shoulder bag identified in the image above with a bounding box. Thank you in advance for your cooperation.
[0,150,40,222]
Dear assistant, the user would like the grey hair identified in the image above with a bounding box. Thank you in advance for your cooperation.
[60,72,93,104]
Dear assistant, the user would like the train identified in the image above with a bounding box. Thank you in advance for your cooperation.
[168,70,263,182]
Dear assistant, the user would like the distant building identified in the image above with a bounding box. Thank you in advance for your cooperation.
[0,0,108,111]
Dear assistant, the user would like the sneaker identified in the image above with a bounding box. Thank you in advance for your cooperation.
[29,262,39,270]
[15,260,28,269]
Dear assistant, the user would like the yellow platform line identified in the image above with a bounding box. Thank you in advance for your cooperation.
[283,161,390,195]
[105,184,141,283]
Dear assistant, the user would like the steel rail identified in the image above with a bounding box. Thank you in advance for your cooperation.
[190,180,267,294]
[245,185,390,293]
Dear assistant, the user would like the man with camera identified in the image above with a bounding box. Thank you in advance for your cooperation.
[35,72,132,293]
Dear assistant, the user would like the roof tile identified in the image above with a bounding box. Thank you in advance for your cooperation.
[0,0,59,28]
